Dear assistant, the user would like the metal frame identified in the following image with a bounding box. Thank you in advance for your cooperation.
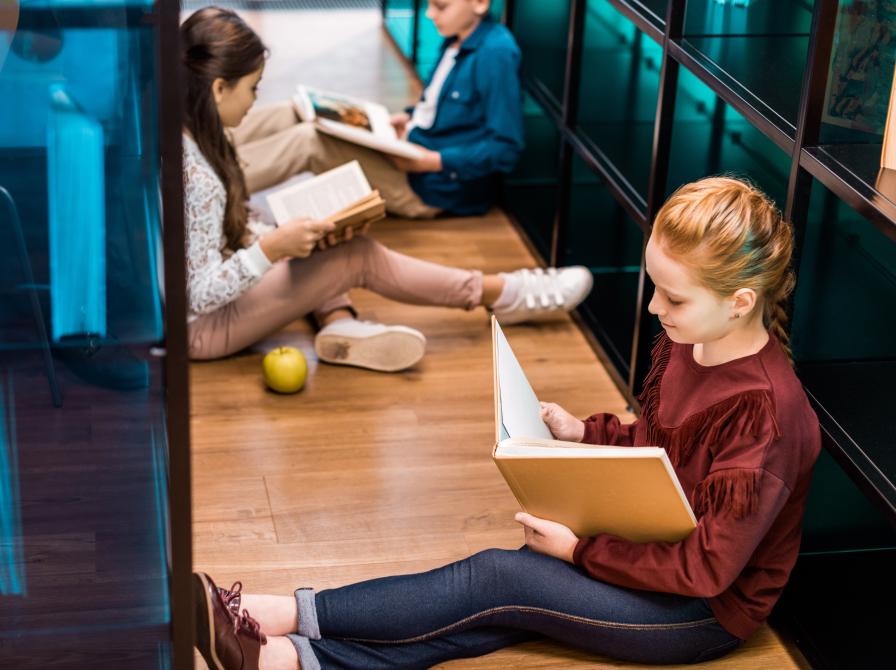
[157,0,192,667]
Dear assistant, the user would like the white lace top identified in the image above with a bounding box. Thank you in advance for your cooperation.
[183,133,274,321]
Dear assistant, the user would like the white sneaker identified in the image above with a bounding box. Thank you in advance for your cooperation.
[492,266,593,325]
[314,319,426,372]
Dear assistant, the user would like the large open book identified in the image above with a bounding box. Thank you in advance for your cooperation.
[294,85,424,160]
[266,160,386,235]
[491,317,697,543]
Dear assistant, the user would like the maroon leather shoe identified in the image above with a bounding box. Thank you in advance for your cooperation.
[194,572,267,670]
[218,580,243,618]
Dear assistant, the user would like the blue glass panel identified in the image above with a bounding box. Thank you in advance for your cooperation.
[563,152,644,378]
[512,0,570,111]
[384,0,415,60]
[577,0,662,201]
[503,93,561,261]
[0,376,25,595]
[683,0,814,135]
[47,86,107,341]
[667,66,791,206]
[0,2,171,665]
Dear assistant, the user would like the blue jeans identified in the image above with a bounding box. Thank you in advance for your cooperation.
[286,548,743,668]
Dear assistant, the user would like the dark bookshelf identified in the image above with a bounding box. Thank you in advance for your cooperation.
[382,0,896,667]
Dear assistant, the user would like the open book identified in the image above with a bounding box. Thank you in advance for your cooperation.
[491,316,697,543]
[294,85,424,160]
[266,160,386,235]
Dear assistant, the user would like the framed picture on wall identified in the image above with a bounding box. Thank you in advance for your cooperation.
[823,0,896,134]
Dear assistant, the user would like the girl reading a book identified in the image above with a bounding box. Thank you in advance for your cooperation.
[182,7,590,371]
[193,176,822,669]
[231,0,522,220]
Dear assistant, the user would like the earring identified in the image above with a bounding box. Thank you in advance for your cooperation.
[734,313,741,319]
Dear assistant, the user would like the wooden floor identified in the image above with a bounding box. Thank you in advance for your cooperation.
[190,8,809,669]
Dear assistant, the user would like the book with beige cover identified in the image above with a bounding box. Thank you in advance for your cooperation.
[491,316,697,543]
[266,160,386,236]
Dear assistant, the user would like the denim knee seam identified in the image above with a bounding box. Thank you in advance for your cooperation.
[331,604,718,645]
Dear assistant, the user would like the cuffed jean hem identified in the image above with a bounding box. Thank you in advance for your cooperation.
[286,634,321,670]
[295,587,321,639]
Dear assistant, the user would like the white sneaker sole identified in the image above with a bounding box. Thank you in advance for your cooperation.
[315,327,426,372]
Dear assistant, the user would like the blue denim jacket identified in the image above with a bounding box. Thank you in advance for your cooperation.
[407,18,524,216]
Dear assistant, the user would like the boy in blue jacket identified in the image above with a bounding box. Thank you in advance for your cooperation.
[231,0,524,219]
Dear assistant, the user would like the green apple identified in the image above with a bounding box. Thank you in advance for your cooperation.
[262,346,307,393]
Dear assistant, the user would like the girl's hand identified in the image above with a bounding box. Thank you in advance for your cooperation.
[316,222,370,251]
[390,111,410,139]
[515,512,579,563]
[540,402,586,442]
[389,146,443,173]
[261,218,335,261]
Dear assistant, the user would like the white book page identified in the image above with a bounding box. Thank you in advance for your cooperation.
[495,320,553,440]
[266,160,371,225]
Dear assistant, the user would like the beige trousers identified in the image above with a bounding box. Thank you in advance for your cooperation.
[188,236,482,360]
[231,101,441,219]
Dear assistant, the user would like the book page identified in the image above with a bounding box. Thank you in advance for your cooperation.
[494,320,553,440]
[267,160,371,225]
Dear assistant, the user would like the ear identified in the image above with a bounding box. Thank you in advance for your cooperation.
[474,0,490,16]
[211,77,228,105]
[731,288,758,321]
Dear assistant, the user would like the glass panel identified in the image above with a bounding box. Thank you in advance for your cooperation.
[0,2,170,666]
[415,0,507,79]
[577,0,662,201]
[637,0,669,28]
[512,0,570,110]
[384,0,416,61]
[682,0,815,135]
[503,94,561,261]
[563,151,644,378]
[792,179,896,545]
[667,66,791,205]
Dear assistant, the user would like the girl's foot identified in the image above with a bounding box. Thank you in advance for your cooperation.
[193,572,266,670]
[314,318,426,372]
[491,266,593,325]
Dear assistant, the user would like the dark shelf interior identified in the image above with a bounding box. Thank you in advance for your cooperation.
[667,67,791,204]
[563,155,644,377]
[683,0,814,37]
[774,549,896,670]
[577,2,662,203]
[798,361,896,520]
[802,144,896,241]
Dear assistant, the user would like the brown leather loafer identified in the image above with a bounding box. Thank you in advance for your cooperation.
[218,580,243,618]
[194,572,267,670]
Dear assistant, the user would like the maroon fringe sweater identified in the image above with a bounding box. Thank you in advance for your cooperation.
[574,333,821,640]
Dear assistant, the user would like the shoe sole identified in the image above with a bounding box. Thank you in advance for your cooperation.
[194,573,225,670]
[316,329,426,372]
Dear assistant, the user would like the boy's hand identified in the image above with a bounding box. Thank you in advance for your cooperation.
[389,146,443,173]
[515,513,578,563]
[390,111,410,139]
[540,402,586,442]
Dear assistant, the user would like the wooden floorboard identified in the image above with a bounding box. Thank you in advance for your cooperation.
[190,8,809,669]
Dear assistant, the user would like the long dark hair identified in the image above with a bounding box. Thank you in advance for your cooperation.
[181,7,266,251]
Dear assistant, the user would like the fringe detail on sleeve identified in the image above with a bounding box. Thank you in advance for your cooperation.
[694,468,761,519]
[637,334,781,468]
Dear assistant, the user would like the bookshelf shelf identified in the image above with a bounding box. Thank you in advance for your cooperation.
[801,144,896,242]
